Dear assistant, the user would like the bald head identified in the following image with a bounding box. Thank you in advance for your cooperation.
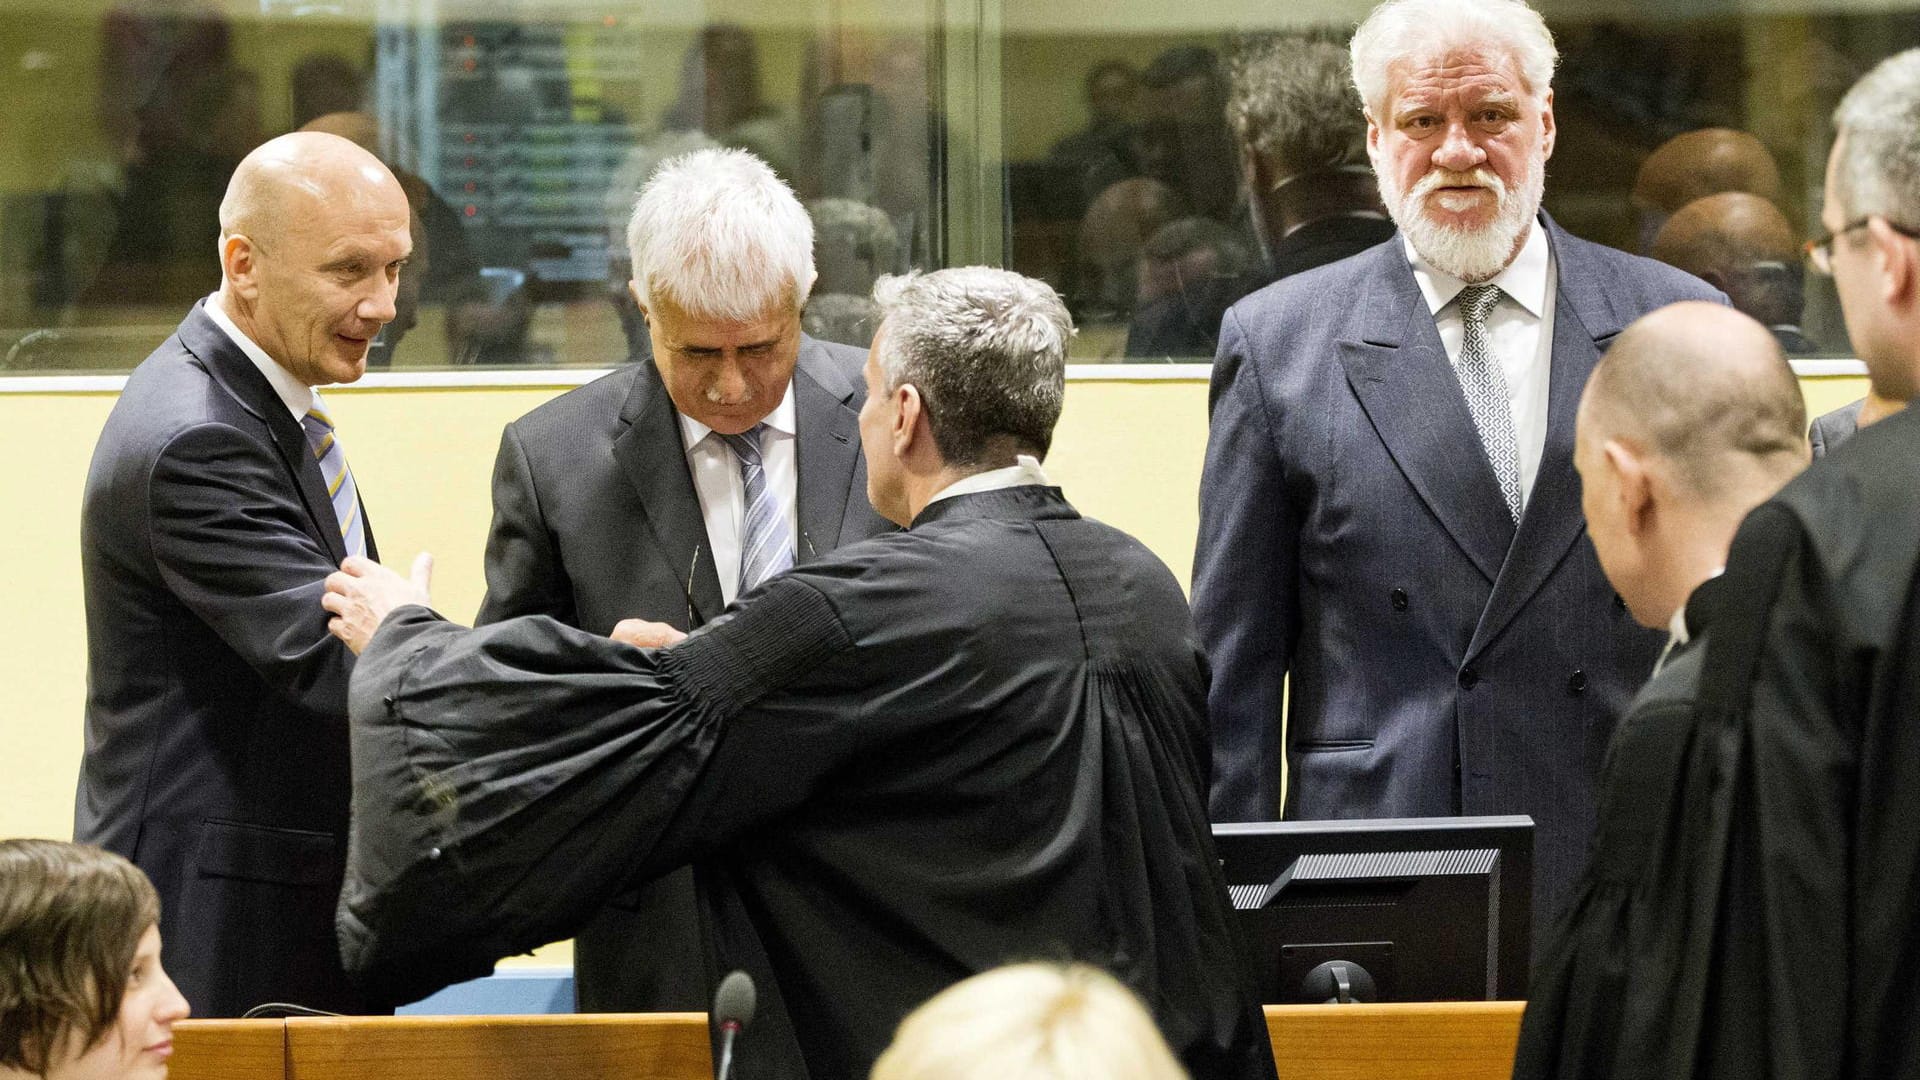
[1582,302,1807,502]
[1634,129,1783,215]
[1652,192,1803,328]
[215,131,412,387]
[219,131,404,252]
[1579,301,1809,626]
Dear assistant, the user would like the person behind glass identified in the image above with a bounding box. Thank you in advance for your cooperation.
[1511,302,1808,1079]
[1125,35,1396,360]
[1651,191,1816,353]
[869,964,1190,1080]
[1192,0,1724,938]
[0,840,191,1080]
[473,147,892,1016]
[1630,128,1783,255]
[73,131,409,1017]
[1047,61,1142,173]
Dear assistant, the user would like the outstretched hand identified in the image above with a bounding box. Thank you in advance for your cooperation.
[611,618,688,649]
[322,552,434,655]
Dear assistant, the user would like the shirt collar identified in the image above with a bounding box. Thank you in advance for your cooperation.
[677,377,798,455]
[1671,566,1727,647]
[202,292,314,420]
[927,455,1052,506]
[1404,217,1551,319]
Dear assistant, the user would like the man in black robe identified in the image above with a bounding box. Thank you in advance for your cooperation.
[1516,49,1920,1078]
[319,267,1277,1080]
[1512,302,1807,1079]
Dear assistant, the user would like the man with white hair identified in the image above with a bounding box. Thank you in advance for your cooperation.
[322,267,1277,1080]
[473,147,892,1013]
[1192,0,1722,934]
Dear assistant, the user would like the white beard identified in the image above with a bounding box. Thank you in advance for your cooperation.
[1378,158,1544,283]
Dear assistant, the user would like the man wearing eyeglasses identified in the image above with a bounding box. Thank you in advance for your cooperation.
[1514,48,1920,1079]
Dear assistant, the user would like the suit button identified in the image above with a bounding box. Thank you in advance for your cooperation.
[1390,588,1409,611]
[1568,670,1588,694]
[1458,667,1479,690]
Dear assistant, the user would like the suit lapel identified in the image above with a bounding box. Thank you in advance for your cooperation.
[613,359,726,624]
[1339,244,1516,583]
[179,304,350,566]
[791,336,862,560]
[1467,218,1621,660]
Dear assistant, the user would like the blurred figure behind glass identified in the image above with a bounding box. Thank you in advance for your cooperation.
[1651,191,1815,352]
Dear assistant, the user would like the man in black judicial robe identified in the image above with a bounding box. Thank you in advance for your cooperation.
[1509,303,1809,1079]
[320,267,1277,1080]
[1515,51,1920,1079]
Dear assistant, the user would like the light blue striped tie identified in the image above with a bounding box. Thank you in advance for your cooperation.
[300,404,367,558]
[718,424,794,594]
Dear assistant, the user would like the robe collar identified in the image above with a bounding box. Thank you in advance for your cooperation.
[909,482,1076,530]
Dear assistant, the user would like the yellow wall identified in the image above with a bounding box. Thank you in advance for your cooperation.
[0,372,1871,846]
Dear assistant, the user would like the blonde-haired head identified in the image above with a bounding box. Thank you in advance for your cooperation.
[870,963,1189,1080]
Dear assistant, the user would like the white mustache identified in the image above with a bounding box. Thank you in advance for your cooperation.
[1412,168,1506,205]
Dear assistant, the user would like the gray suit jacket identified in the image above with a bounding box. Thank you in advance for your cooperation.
[474,334,892,1011]
[1809,398,1864,459]
[1192,215,1722,929]
[75,302,377,1016]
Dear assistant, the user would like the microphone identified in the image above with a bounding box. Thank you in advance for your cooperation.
[713,970,756,1080]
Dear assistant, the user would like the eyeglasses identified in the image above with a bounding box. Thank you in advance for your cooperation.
[1806,216,1920,275]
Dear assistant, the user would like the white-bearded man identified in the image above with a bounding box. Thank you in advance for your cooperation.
[1191,0,1725,937]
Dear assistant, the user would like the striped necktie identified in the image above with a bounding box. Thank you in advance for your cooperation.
[1453,283,1524,522]
[717,424,794,595]
[300,404,367,558]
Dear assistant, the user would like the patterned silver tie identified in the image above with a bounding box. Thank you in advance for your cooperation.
[1453,283,1524,522]
[718,424,795,594]
[300,404,367,557]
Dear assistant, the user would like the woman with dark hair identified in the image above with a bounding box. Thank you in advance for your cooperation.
[0,840,189,1080]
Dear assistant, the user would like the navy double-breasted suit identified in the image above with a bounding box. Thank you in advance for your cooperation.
[1193,215,1723,927]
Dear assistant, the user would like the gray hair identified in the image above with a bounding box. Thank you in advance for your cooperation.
[1832,48,1920,228]
[1350,0,1557,119]
[1228,36,1368,174]
[625,147,814,322]
[871,267,1073,465]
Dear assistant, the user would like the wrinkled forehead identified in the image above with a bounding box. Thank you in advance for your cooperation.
[1384,47,1534,111]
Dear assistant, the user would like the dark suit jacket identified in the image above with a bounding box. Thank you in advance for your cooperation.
[74,301,377,1017]
[1193,215,1723,929]
[1124,214,1397,362]
[1809,398,1864,459]
[475,334,892,1011]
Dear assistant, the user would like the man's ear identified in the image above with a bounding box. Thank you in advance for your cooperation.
[222,234,261,301]
[629,281,652,326]
[893,383,923,458]
[1868,217,1917,306]
[1603,438,1654,537]
[1538,89,1556,162]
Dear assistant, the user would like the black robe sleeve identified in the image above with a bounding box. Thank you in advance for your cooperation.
[335,576,852,1008]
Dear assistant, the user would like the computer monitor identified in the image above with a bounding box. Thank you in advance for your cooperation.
[1212,816,1533,1003]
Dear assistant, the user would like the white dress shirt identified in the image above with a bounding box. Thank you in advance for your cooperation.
[1405,221,1557,506]
[926,455,1053,506]
[677,383,800,605]
[202,292,317,421]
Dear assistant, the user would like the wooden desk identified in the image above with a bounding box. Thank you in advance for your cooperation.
[171,1002,1525,1079]
[1266,1001,1525,1080]
[171,1019,285,1080]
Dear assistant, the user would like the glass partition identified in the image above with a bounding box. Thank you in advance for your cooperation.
[0,0,1908,373]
